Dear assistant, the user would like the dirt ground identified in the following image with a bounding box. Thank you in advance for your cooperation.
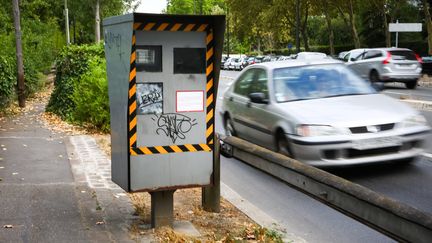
[3,78,283,242]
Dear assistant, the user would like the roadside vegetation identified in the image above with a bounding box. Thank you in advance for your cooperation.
[166,0,432,56]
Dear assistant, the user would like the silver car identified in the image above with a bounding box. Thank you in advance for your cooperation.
[346,48,422,89]
[221,59,430,166]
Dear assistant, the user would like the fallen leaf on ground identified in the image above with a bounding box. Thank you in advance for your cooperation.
[3,225,13,228]
[96,221,105,225]
[22,144,27,147]
[0,167,4,169]
[12,172,18,175]
[58,155,63,158]
[2,148,6,151]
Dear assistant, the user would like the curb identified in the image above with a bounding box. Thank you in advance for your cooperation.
[401,99,432,112]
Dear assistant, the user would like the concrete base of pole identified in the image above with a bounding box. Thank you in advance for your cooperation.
[150,190,175,228]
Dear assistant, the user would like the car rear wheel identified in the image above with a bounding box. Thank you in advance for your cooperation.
[276,133,293,158]
[225,116,236,136]
[405,80,417,89]
[369,70,380,83]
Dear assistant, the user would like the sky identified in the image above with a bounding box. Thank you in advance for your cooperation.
[136,0,167,13]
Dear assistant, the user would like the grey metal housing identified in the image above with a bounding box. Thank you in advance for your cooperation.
[103,13,225,192]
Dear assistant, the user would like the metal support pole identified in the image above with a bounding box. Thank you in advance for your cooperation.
[150,190,175,228]
[202,134,221,212]
[395,20,399,48]
[65,0,70,45]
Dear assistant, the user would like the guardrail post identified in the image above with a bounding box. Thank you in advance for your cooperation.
[150,190,175,228]
[202,134,221,212]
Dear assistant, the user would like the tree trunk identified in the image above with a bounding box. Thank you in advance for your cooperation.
[323,0,334,55]
[301,2,310,51]
[383,4,391,47]
[348,0,360,48]
[424,0,432,55]
[12,0,25,108]
[295,0,301,53]
[95,0,100,43]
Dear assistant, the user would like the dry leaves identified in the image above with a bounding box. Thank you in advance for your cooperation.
[3,225,13,229]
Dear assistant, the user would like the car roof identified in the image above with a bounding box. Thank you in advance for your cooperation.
[245,58,343,71]
[370,47,413,51]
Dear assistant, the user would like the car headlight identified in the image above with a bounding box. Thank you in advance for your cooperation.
[400,115,427,128]
[296,125,350,137]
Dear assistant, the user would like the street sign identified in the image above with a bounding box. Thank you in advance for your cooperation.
[389,23,422,32]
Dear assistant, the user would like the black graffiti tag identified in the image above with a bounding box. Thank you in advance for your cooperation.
[152,113,197,143]
[140,89,162,107]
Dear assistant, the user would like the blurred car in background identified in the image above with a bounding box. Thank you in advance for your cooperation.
[247,56,264,66]
[337,51,348,60]
[221,56,229,69]
[342,48,369,63]
[223,57,238,70]
[293,52,328,60]
[234,57,248,71]
[346,48,422,89]
[221,59,430,166]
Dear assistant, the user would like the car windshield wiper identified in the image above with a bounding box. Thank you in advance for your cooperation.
[322,93,370,99]
[281,97,320,102]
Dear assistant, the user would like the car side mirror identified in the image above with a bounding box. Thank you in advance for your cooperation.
[350,57,356,62]
[248,92,268,104]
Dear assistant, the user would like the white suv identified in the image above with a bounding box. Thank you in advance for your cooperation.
[346,48,422,89]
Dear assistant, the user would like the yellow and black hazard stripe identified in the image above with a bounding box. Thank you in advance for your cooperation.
[130,144,213,155]
[205,28,215,145]
[128,31,137,148]
[128,22,215,155]
[133,22,209,32]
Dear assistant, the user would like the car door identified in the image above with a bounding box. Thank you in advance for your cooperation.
[348,51,368,79]
[242,68,274,148]
[225,68,256,140]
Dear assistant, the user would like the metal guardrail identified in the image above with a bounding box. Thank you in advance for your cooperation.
[221,135,432,242]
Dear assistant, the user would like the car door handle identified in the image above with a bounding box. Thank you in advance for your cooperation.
[246,102,251,108]
[229,97,233,102]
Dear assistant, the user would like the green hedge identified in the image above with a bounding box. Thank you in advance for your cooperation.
[72,57,110,132]
[46,44,104,120]
[0,56,15,106]
[47,43,110,132]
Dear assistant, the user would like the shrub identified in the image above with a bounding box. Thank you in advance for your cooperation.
[47,43,104,119]
[0,56,15,106]
[72,57,110,132]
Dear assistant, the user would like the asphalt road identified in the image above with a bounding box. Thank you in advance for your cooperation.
[217,70,432,242]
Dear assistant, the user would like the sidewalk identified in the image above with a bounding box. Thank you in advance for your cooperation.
[0,101,143,242]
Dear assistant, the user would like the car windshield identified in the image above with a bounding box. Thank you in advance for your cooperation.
[273,64,376,102]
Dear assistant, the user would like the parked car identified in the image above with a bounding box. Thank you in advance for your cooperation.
[247,56,264,66]
[223,57,238,70]
[346,48,422,89]
[293,52,328,60]
[221,56,229,69]
[221,59,430,167]
[234,57,248,71]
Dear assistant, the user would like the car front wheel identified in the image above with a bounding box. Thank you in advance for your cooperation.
[405,80,417,89]
[225,116,236,137]
[276,133,293,158]
[369,70,380,83]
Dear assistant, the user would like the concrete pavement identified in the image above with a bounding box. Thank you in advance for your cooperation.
[0,102,142,242]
